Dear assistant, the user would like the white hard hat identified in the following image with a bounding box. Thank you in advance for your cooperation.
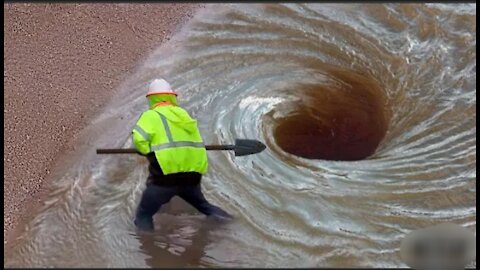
[146,78,177,97]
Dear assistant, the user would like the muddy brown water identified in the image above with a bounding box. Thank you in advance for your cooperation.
[273,69,388,161]
[4,3,476,268]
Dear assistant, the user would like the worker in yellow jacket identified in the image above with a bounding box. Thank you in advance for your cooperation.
[132,78,231,231]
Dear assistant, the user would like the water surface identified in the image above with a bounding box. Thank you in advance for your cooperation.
[5,3,476,268]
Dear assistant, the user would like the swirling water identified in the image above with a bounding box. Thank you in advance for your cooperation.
[5,3,476,268]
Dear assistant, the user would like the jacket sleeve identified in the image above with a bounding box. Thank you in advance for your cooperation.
[132,111,154,155]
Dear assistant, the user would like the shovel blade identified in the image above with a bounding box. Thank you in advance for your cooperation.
[234,139,267,156]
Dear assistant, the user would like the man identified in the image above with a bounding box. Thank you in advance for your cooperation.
[132,78,231,231]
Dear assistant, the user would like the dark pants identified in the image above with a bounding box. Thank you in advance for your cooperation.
[134,174,231,231]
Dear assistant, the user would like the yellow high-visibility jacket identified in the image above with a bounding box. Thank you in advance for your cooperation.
[132,105,208,175]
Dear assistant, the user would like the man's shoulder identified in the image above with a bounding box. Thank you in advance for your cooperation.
[140,109,156,117]
[156,106,196,121]
[137,109,161,122]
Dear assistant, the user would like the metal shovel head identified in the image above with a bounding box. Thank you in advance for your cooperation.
[234,139,266,156]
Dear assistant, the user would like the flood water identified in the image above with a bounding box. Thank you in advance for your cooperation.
[5,3,476,268]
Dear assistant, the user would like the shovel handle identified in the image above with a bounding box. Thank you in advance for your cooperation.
[96,145,235,154]
[96,148,139,154]
[205,145,235,151]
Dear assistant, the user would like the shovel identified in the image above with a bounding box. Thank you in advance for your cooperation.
[96,139,266,157]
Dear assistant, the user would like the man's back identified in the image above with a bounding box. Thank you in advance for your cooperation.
[133,105,208,175]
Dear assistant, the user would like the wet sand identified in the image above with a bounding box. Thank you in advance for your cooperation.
[4,3,203,248]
